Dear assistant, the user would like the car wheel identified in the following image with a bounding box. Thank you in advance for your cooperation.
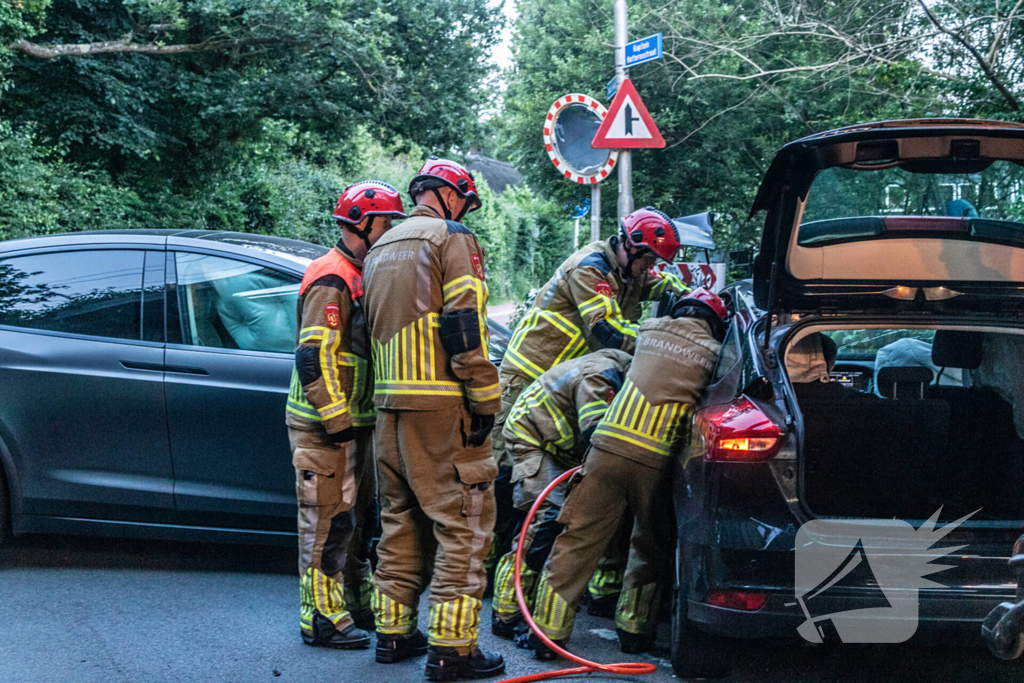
[670,583,734,679]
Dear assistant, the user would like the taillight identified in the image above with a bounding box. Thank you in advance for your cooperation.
[697,396,784,462]
[703,590,768,611]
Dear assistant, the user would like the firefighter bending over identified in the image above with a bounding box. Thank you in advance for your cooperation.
[529,288,727,657]
[491,209,689,586]
[490,348,632,638]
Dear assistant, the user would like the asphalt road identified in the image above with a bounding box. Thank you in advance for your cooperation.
[2,534,1023,682]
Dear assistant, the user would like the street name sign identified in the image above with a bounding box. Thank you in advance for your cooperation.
[624,33,662,68]
[590,78,665,149]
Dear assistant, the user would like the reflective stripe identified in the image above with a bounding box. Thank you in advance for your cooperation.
[505,309,586,379]
[427,596,482,648]
[593,379,687,456]
[372,588,418,635]
[578,400,610,424]
[467,382,501,403]
[506,382,575,453]
[300,567,352,633]
[614,583,660,634]
[533,574,576,641]
[579,294,638,340]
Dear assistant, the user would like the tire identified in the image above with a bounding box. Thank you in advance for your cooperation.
[670,583,735,679]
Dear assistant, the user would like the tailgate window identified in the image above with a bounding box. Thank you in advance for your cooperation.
[799,161,1024,247]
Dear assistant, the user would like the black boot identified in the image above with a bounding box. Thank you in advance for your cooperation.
[528,632,566,661]
[376,629,428,663]
[490,611,521,640]
[424,645,505,681]
[302,614,371,650]
[617,628,654,654]
[586,593,620,619]
[351,610,376,632]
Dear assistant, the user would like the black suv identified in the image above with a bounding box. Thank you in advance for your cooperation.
[671,119,1024,678]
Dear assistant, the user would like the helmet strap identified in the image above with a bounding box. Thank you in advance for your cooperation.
[431,189,454,221]
[338,216,377,258]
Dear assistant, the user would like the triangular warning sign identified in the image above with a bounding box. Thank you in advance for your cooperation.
[591,78,664,149]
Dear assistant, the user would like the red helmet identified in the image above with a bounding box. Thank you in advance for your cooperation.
[408,157,482,218]
[333,181,406,226]
[621,207,682,262]
[673,287,728,341]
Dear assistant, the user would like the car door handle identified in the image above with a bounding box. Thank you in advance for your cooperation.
[120,361,208,376]
[120,361,165,372]
[164,365,209,376]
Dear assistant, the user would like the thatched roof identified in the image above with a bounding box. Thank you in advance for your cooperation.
[464,153,523,194]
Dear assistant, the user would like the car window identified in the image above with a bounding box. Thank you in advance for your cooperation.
[0,250,145,340]
[711,322,740,383]
[172,252,299,354]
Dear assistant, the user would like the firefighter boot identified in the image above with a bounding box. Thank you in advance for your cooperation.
[376,629,429,663]
[491,611,521,640]
[617,628,654,654]
[424,646,506,681]
[528,632,566,661]
[302,614,371,650]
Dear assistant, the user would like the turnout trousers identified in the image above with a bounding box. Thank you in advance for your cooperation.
[372,406,498,654]
[531,446,674,641]
[491,445,627,625]
[293,426,371,638]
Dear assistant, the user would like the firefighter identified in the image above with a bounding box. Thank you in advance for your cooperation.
[492,209,689,575]
[286,181,406,650]
[529,288,727,657]
[362,157,506,681]
[490,348,632,638]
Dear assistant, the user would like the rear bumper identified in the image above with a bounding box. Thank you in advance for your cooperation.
[689,589,1016,641]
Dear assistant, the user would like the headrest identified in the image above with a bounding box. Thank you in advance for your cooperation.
[931,330,982,369]
[876,366,934,398]
[787,333,833,383]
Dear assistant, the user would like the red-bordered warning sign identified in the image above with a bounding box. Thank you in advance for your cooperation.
[591,79,664,149]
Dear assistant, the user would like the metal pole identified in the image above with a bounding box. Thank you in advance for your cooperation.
[573,217,580,250]
[590,183,601,242]
[614,0,632,222]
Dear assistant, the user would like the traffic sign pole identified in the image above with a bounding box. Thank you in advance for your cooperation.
[614,0,633,222]
[591,184,601,242]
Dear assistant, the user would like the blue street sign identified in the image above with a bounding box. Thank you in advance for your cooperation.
[571,199,591,219]
[624,33,663,68]
[607,76,618,101]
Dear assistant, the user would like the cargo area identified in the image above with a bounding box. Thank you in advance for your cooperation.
[786,326,1024,521]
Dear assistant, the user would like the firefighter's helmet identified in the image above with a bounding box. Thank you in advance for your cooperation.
[621,207,682,263]
[671,287,729,341]
[408,157,482,218]
[333,181,406,226]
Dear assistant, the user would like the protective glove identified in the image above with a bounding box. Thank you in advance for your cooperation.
[656,289,681,318]
[468,412,495,448]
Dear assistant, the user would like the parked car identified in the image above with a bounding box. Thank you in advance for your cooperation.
[0,230,510,546]
[671,119,1024,678]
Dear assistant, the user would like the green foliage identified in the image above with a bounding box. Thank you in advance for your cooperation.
[498,0,1023,260]
[0,122,143,241]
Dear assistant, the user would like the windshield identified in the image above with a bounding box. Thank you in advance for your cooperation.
[799,160,1024,245]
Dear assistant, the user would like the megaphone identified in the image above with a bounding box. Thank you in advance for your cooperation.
[671,212,716,249]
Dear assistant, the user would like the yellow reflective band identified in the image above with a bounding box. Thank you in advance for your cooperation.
[467,382,501,403]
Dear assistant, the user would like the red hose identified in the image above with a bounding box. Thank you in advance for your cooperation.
[496,466,658,683]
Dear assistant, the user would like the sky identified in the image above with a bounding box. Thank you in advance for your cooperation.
[489,0,517,73]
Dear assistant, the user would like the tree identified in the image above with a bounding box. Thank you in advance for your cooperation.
[499,0,998,255]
